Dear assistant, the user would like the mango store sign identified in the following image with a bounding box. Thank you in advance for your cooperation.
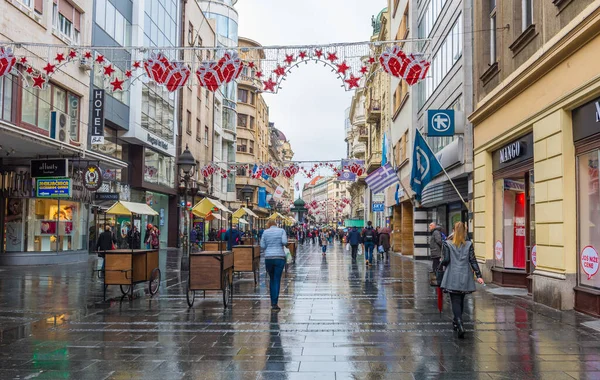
[36,178,72,198]
[581,246,599,280]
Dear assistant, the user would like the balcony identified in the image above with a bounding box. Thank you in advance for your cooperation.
[357,127,368,142]
[351,143,366,158]
[366,151,382,174]
[366,99,382,123]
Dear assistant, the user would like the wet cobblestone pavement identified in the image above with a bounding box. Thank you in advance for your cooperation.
[1,242,600,379]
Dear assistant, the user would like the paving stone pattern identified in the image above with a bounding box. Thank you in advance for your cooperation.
[0,242,599,379]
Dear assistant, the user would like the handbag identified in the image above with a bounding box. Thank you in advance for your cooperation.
[378,245,384,253]
[345,243,350,251]
[284,247,293,264]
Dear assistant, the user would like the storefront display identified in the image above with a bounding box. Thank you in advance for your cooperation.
[491,133,534,288]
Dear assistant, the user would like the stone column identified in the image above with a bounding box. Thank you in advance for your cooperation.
[473,150,494,283]
[532,109,577,310]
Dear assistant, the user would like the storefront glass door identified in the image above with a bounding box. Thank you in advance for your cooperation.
[494,177,527,270]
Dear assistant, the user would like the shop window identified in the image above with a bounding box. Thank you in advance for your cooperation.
[144,148,175,188]
[0,75,15,123]
[494,178,528,270]
[52,0,81,44]
[5,199,87,253]
[577,150,600,289]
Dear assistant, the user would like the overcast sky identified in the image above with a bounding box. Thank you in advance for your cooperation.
[235,0,387,196]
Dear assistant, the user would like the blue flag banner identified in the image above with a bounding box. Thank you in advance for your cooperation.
[365,163,399,194]
[381,133,388,166]
[258,187,267,208]
[410,129,443,201]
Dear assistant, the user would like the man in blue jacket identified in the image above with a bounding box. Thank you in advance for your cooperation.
[223,226,242,250]
[347,227,362,261]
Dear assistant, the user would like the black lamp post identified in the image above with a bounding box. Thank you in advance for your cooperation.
[177,144,196,272]
[241,184,253,209]
[268,198,275,215]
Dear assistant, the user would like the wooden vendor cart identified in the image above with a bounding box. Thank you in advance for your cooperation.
[101,201,161,300]
[232,207,261,284]
[186,198,235,308]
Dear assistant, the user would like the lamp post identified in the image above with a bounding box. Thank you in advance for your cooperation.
[241,185,253,241]
[268,198,275,215]
[177,144,196,272]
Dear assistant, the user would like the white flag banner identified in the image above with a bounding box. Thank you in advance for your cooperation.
[273,186,284,200]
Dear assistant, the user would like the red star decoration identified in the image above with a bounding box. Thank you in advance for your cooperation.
[43,63,55,74]
[255,71,263,78]
[32,74,45,89]
[103,64,115,77]
[95,54,105,64]
[368,56,376,64]
[83,51,92,59]
[263,78,277,92]
[314,49,323,59]
[337,61,350,75]
[132,61,141,69]
[248,62,255,69]
[284,54,295,65]
[125,70,132,78]
[274,65,286,77]
[19,57,27,64]
[26,66,34,74]
[345,75,360,89]
[68,50,78,59]
[110,77,125,91]
[360,66,368,74]
[299,51,307,60]
[326,52,338,63]
[55,53,65,63]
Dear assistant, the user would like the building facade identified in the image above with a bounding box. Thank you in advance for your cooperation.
[470,0,600,315]
[0,0,130,265]
[408,0,473,258]
[198,0,238,204]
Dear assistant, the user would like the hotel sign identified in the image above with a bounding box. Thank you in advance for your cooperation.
[91,89,105,145]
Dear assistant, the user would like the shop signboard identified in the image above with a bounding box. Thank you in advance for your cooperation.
[572,97,600,142]
[372,203,385,212]
[531,245,537,267]
[91,89,105,145]
[495,240,503,261]
[492,133,534,172]
[427,109,455,137]
[258,187,267,208]
[95,192,119,201]
[36,178,71,198]
[83,165,103,191]
[30,159,68,178]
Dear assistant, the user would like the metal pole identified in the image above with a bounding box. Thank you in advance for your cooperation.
[181,177,190,271]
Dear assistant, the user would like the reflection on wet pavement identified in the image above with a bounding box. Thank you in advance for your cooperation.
[1,243,600,379]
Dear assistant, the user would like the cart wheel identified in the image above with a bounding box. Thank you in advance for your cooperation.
[149,268,161,296]
[186,285,195,307]
[120,285,131,295]
[223,273,231,308]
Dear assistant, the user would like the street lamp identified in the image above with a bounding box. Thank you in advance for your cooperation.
[177,144,196,272]
[241,184,253,209]
[268,198,275,214]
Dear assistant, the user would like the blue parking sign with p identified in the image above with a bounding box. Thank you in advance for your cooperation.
[427,109,455,137]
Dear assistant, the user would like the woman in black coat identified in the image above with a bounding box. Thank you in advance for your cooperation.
[97,225,116,252]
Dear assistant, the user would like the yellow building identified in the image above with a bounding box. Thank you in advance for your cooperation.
[470,0,600,315]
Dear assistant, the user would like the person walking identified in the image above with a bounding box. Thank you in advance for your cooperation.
[378,227,391,256]
[347,227,362,261]
[127,225,141,249]
[144,224,153,249]
[149,226,160,249]
[223,225,242,250]
[440,222,484,339]
[260,220,288,312]
[361,221,376,266]
[320,230,328,256]
[97,225,116,252]
[429,222,444,284]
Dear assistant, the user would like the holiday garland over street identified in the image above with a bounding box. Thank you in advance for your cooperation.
[0,39,430,94]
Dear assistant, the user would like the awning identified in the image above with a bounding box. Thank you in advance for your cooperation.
[232,207,260,223]
[237,218,249,225]
[192,198,232,218]
[206,213,225,221]
[268,212,285,220]
[106,201,159,216]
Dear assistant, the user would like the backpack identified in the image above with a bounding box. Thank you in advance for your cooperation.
[363,228,375,242]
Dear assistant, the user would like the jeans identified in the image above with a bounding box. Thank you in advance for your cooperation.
[265,258,285,306]
[364,243,374,263]
[321,245,327,253]
[351,245,358,260]
[450,293,466,321]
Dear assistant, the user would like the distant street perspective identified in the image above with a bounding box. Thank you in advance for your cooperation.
[1,0,600,379]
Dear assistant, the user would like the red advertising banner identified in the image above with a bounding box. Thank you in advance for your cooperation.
[513,193,526,268]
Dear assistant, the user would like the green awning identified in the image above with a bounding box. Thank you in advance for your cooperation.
[344,219,364,228]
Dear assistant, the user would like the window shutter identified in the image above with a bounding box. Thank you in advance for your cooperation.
[34,0,43,14]
[59,0,74,22]
[73,9,81,31]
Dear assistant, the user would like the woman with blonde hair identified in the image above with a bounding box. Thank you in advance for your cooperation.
[440,221,484,338]
[260,220,288,312]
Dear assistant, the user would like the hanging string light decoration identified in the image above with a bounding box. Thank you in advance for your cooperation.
[0,39,429,93]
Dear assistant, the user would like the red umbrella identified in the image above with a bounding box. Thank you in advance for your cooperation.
[436,287,443,314]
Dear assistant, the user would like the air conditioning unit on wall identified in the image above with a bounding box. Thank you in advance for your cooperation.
[50,110,70,143]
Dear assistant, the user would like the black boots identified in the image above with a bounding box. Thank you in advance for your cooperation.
[456,319,465,339]
[452,319,458,331]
